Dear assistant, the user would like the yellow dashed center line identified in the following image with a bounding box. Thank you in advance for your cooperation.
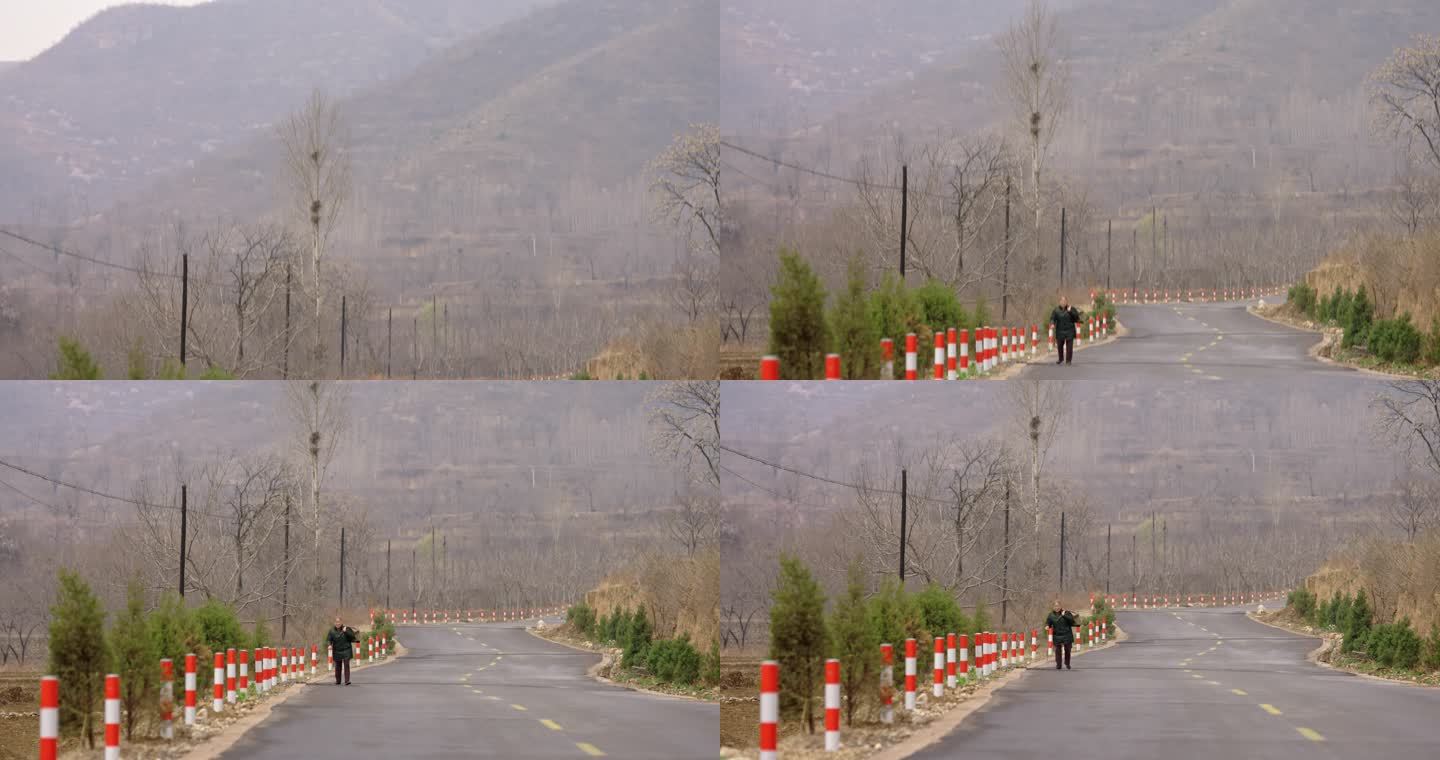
[1191,674,1204,679]
[1231,689,1247,696]
[1259,704,1282,716]
[1296,727,1325,742]
[1205,680,1221,686]
[576,743,606,757]
[540,719,563,731]
[511,704,528,712]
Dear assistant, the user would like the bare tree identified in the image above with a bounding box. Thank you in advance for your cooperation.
[998,0,1071,282]
[1387,476,1440,541]
[279,90,352,376]
[648,381,720,488]
[224,224,293,373]
[1374,380,1440,477]
[652,124,722,258]
[667,488,720,557]
[1371,35,1440,174]
[1009,380,1069,569]
[1386,165,1440,236]
[286,380,350,592]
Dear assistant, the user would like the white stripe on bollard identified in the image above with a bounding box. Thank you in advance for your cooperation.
[759,661,778,760]
[824,659,840,751]
[104,674,120,760]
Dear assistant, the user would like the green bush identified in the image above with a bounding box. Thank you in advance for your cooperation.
[1289,282,1317,317]
[249,616,272,651]
[567,603,597,638]
[703,637,721,685]
[110,580,156,738]
[829,257,880,379]
[769,554,828,732]
[768,249,829,379]
[48,570,109,747]
[647,634,702,685]
[148,592,203,679]
[1286,588,1317,621]
[867,578,921,688]
[1367,618,1422,670]
[866,273,917,367]
[1369,314,1423,365]
[51,337,102,380]
[913,583,969,643]
[1343,589,1372,653]
[912,279,969,333]
[1343,286,1373,348]
[622,606,652,669]
[828,563,878,723]
[192,599,246,656]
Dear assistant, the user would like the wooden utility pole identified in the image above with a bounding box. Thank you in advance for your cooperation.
[282,494,290,638]
[900,165,909,279]
[1003,177,1011,319]
[899,469,908,585]
[283,263,291,379]
[1059,207,1067,287]
[178,484,187,597]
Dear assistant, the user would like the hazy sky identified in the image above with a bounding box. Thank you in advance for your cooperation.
[2,1,212,61]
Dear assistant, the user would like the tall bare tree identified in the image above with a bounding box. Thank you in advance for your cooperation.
[998,0,1071,284]
[1386,476,1440,542]
[652,124,722,259]
[286,380,350,592]
[279,90,352,376]
[1372,35,1440,174]
[648,381,720,489]
[1009,380,1068,566]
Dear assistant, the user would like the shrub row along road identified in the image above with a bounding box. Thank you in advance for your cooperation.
[1023,298,1346,381]
[218,619,716,759]
[910,602,1440,759]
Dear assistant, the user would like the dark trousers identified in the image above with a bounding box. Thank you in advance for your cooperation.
[334,657,351,684]
[1056,337,1074,363]
[1054,641,1072,668]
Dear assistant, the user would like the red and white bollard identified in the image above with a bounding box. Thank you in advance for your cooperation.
[933,333,944,379]
[1031,629,1038,660]
[905,333,918,380]
[160,659,174,739]
[946,328,958,380]
[825,353,841,380]
[184,654,197,724]
[328,644,334,672]
[1047,627,1054,658]
[213,653,225,713]
[759,661,778,760]
[239,650,249,696]
[312,645,318,674]
[824,659,840,751]
[945,633,957,688]
[881,339,894,380]
[959,329,970,374]
[1048,324,1055,353]
[904,638,917,710]
[880,643,894,724]
[105,673,120,760]
[759,355,779,380]
[958,634,969,679]
[1031,325,1039,355]
[40,675,58,760]
[932,636,944,697]
[226,648,236,704]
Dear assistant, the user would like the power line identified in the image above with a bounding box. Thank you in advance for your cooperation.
[0,456,229,518]
[0,227,228,286]
[720,443,954,505]
[721,139,954,201]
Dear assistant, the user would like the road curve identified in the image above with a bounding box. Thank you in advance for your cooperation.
[909,602,1440,759]
[217,620,716,759]
[1022,299,1351,382]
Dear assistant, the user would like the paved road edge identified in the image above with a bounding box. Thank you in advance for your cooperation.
[1246,611,1439,688]
[1003,321,1129,379]
[181,642,409,760]
[1246,305,1417,379]
[873,626,1128,760]
[523,626,713,703]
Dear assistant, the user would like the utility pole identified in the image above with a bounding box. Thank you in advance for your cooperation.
[386,540,391,609]
[178,484,187,598]
[900,165,909,280]
[412,316,419,380]
[1132,533,1137,597]
[1002,477,1011,624]
[1106,524,1112,595]
[339,526,347,605]
[386,308,393,379]
[1151,510,1157,594]
[1106,220,1112,291]
[899,469,908,585]
[1151,206,1157,280]
[442,534,448,606]
[281,263,291,379]
[411,546,417,614]
[1132,228,1137,292]
[282,494,290,638]
[431,295,438,377]
[179,254,188,370]
[1059,207,1067,288]
[1003,176,1011,319]
[431,525,437,598]
[1059,511,1067,591]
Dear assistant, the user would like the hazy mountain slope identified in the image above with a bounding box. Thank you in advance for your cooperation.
[0,0,556,223]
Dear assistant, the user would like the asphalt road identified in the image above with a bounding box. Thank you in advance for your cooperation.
[1022,298,1348,381]
[218,620,716,759]
[910,601,1440,759]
